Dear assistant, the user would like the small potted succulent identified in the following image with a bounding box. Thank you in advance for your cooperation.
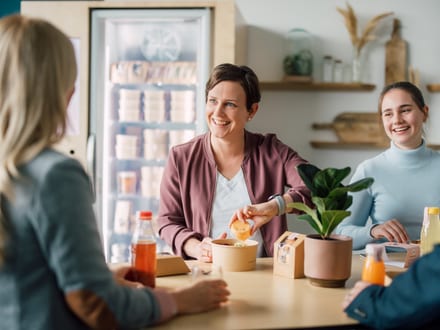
[288,163,374,288]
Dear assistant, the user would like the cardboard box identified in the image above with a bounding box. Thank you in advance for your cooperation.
[157,254,191,277]
[273,231,306,279]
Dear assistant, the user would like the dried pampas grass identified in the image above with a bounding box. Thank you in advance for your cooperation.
[337,3,393,56]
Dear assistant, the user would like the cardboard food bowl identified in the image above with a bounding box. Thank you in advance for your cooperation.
[211,239,258,272]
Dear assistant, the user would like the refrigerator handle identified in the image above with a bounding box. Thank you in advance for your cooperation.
[86,134,96,202]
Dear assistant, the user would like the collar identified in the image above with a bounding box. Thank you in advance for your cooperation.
[386,139,431,168]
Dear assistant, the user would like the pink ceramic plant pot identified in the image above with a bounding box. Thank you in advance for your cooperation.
[304,234,353,288]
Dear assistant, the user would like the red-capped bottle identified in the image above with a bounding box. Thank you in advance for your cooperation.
[131,210,156,287]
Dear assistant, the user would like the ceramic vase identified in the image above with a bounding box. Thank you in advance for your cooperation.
[304,234,353,288]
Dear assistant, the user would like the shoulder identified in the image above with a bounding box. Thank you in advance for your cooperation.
[427,148,440,161]
[355,151,388,173]
[245,131,290,150]
[168,133,211,165]
[26,148,82,172]
[21,149,86,186]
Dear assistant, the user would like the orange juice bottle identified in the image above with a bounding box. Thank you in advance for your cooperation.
[131,210,157,287]
[362,244,385,286]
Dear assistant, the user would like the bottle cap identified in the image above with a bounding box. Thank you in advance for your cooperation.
[365,243,385,261]
[428,207,440,215]
[136,210,152,220]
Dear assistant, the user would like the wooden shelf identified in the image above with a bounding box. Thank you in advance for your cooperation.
[427,84,440,92]
[259,81,376,91]
[311,141,440,150]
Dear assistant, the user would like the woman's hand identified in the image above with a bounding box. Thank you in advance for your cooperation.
[184,233,227,263]
[370,219,409,243]
[229,201,278,235]
[342,281,372,309]
[172,279,230,314]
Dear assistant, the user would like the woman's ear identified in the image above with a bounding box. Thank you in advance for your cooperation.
[248,103,259,120]
[423,105,429,122]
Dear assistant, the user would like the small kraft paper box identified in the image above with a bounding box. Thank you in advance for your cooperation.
[273,231,306,279]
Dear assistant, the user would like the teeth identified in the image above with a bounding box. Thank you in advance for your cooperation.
[393,127,408,132]
[213,118,229,125]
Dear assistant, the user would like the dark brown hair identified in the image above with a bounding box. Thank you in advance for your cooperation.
[378,81,426,115]
[205,63,261,111]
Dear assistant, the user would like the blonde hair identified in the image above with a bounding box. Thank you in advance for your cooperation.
[0,15,77,265]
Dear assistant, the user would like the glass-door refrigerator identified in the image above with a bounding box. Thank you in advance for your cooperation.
[89,9,211,262]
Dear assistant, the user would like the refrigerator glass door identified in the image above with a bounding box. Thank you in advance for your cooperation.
[90,9,210,261]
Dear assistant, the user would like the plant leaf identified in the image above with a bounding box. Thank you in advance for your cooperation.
[345,177,374,192]
[288,202,323,233]
[297,214,323,234]
[313,167,350,197]
[296,163,321,195]
[320,210,351,237]
[312,196,326,215]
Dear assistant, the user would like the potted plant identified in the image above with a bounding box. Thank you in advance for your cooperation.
[288,163,374,288]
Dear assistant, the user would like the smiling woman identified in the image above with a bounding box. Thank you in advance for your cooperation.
[157,63,313,262]
[335,81,440,250]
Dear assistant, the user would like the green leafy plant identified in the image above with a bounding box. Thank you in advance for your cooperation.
[288,163,374,239]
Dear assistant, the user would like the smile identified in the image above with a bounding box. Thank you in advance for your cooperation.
[392,126,409,133]
[212,118,230,126]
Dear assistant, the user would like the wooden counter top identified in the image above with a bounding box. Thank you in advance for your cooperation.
[150,254,405,329]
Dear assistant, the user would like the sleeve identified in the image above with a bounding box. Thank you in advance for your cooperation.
[345,245,440,329]
[156,149,203,257]
[274,136,312,210]
[334,163,376,249]
[32,157,172,328]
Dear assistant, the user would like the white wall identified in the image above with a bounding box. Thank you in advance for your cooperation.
[235,0,440,233]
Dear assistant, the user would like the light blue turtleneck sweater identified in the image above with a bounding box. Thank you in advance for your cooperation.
[335,140,440,250]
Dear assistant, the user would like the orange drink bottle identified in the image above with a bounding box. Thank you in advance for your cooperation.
[362,243,385,286]
[230,220,251,241]
[131,210,157,287]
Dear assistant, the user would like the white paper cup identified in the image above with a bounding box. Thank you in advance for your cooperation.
[115,145,138,159]
[119,99,141,109]
[170,110,194,123]
[170,90,195,101]
[143,90,165,101]
[143,129,168,144]
[143,109,165,122]
[118,109,140,122]
[143,143,167,160]
[141,166,164,181]
[116,134,138,147]
[141,180,160,198]
[119,88,141,99]
[169,100,195,110]
[169,130,195,147]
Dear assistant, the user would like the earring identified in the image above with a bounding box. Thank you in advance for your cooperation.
[248,117,252,121]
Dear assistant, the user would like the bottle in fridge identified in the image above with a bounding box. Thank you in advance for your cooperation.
[89,8,211,262]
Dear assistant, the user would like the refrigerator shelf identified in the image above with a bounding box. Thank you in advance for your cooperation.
[112,158,166,166]
[113,121,196,130]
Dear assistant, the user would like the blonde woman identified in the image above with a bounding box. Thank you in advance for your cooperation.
[0,15,228,330]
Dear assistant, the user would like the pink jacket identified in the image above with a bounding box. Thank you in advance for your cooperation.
[157,130,311,258]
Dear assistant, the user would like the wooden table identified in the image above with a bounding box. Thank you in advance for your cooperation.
[150,254,405,330]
